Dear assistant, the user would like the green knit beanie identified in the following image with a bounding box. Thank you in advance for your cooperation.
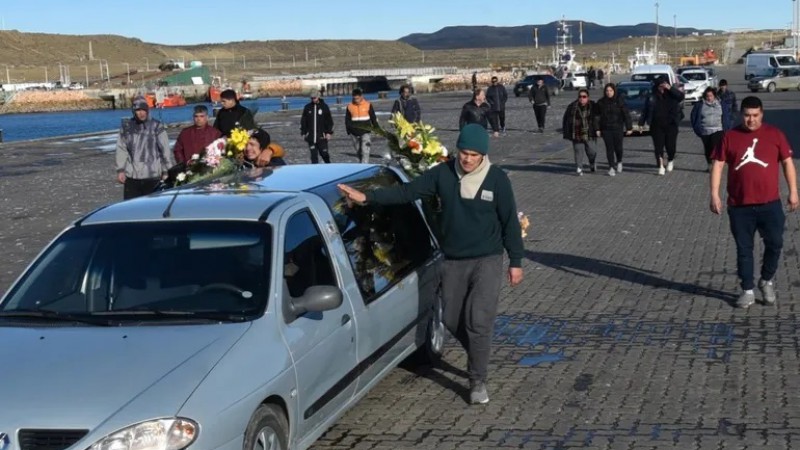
[456,124,490,155]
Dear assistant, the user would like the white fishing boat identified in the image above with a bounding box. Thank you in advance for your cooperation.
[550,17,583,78]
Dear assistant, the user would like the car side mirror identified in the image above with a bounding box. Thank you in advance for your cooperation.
[288,285,343,318]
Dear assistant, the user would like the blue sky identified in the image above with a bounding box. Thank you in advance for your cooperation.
[0,0,795,44]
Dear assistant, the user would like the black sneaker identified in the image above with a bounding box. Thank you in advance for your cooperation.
[590,161,597,173]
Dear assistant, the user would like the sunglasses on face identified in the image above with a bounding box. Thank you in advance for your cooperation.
[579,95,588,98]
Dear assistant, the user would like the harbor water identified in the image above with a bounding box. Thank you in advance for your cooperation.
[0,93,394,143]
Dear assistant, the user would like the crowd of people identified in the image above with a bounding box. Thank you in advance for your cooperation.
[110,71,800,405]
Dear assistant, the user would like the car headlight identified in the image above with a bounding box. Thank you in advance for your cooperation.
[87,419,198,450]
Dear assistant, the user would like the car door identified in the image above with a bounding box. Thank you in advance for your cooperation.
[332,169,439,392]
[278,205,357,438]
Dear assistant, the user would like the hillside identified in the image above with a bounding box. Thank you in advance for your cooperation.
[0,30,420,85]
[400,22,721,50]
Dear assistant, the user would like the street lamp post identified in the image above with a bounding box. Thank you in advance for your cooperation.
[794,0,799,58]
[654,2,660,61]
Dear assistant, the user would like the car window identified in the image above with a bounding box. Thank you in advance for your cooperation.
[283,210,336,299]
[777,56,796,65]
[631,73,666,82]
[312,167,436,303]
[1,222,271,319]
[682,73,707,81]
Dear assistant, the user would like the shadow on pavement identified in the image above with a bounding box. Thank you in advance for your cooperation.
[399,358,471,404]
[525,250,738,306]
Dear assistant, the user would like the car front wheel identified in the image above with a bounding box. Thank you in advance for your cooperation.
[244,404,289,450]
[767,83,776,93]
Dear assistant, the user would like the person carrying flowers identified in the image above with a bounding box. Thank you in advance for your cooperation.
[337,123,525,406]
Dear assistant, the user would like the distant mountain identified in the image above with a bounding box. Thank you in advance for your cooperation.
[399,22,722,50]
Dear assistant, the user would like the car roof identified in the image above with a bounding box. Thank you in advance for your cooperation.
[617,81,652,86]
[81,164,380,225]
[631,64,674,72]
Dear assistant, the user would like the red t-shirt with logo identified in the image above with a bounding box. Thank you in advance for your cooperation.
[712,124,792,206]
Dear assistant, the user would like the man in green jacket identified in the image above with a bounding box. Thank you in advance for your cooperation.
[338,123,525,405]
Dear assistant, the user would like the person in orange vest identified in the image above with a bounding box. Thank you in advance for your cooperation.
[345,88,378,163]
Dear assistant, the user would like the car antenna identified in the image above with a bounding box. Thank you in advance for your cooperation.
[162,189,180,218]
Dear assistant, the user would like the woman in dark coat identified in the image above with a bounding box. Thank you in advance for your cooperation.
[596,83,633,176]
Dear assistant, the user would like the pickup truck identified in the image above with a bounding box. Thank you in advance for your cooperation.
[0,163,444,450]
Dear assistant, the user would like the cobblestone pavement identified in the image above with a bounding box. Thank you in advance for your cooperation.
[3,69,800,449]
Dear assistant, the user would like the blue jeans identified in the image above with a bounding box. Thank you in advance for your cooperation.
[727,200,785,290]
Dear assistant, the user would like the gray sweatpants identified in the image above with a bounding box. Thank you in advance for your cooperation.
[572,139,597,169]
[441,254,503,383]
[350,134,372,163]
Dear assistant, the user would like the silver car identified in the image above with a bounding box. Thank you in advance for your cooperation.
[748,67,800,92]
[0,164,443,450]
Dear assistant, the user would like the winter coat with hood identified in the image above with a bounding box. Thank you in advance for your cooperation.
[115,115,174,180]
[596,95,633,131]
[562,100,601,141]
[301,99,334,143]
[214,102,256,137]
[690,98,726,137]
[459,100,490,130]
[638,85,685,128]
[391,96,422,123]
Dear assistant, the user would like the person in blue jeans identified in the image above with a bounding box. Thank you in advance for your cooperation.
[710,96,799,308]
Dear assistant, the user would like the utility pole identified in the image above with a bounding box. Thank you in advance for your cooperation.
[89,41,93,60]
[794,0,799,58]
[144,57,149,72]
[214,55,217,70]
[83,65,89,86]
[293,55,296,67]
[580,21,583,45]
[268,54,272,69]
[654,2,660,61]
[534,28,539,49]
[422,51,425,63]
[123,63,130,85]
[305,47,309,62]
[673,14,677,62]
[242,55,246,69]
[44,66,48,84]
[5,65,10,84]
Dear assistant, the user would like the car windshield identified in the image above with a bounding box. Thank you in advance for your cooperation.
[0,221,271,322]
[682,72,707,81]
[631,73,667,82]
[777,56,797,65]
[618,86,650,100]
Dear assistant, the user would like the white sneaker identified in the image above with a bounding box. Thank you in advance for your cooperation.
[667,161,674,172]
[576,167,583,176]
[658,166,666,176]
[608,168,616,177]
[759,279,776,305]
[617,162,623,173]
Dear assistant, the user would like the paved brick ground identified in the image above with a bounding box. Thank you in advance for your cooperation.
[3,68,800,449]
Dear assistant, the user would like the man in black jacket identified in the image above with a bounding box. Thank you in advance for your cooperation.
[391,84,421,123]
[528,78,551,133]
[639,76,686,175]
[213,89,256,137]
[301,90,334,164]
[337,124,524,405]
[486,76,508,136]
[459,88,490,130]
[563,89,601,176]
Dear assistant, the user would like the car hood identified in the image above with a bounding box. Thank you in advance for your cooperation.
[0,323,250,434]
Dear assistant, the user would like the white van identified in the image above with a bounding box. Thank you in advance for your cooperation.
[745,52,799,80]
[630,65,678,86]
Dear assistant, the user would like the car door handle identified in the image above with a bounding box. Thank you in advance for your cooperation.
[341,314,351,326]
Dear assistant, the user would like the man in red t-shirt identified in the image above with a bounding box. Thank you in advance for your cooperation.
[710,96,799,308]
[173,105,223,164]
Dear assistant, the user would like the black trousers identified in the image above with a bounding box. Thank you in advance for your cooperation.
[602,129,625,166]
[123,177,160,200]
[650,124,679,164]
[488,111,505,132]
[700,131,724,165]
[533,105,547,129]
[308,137,331,164]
